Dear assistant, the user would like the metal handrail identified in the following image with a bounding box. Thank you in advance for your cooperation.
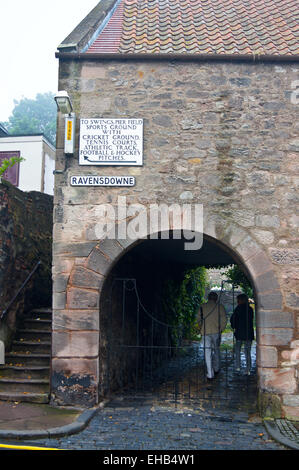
[0,260,42,322]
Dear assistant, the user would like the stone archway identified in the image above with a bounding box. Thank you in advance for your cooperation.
[51,215,296,416]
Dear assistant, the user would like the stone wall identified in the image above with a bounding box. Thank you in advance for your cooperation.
[207,268,229,288]
[53,239,186,404]
[0,179,53,348]
[53,58,299,417]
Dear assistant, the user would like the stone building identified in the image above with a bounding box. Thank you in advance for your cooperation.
[53,0,299,419]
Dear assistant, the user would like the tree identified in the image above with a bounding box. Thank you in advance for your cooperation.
[223,264,253,298]
[4,92,57,145]
[0,156,25,178]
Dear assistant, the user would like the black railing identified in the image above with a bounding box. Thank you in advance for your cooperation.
[0,260,42,322]
[104,278,246,398]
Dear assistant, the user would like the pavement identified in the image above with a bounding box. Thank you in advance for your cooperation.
[0,400,101,441]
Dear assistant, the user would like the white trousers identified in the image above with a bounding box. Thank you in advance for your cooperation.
[202,333,221,379]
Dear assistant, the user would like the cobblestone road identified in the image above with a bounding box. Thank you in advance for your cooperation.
[18,340,286,451]
[19,396,285,450]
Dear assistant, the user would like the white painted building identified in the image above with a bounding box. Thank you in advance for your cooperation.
[0,134,55,195]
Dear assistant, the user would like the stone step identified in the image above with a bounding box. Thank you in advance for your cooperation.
[17,329,52,341]
[2,306,52,404]
[12,340,51,354]
[0,365,50,380]
[25,316,52,324]
[30,308,52,315]
[5,353,51,367]
[24,309,52,322]
[0,377,49,394]
[0,391,50,404]
[23,319,52,331]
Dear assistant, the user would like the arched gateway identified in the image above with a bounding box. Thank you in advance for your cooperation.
[52,0,299,420]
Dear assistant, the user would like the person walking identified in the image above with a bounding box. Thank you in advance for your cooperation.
[230,293,254,375]
[198,291,227,380]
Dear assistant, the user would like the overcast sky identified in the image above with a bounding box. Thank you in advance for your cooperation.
[0,0,99,123]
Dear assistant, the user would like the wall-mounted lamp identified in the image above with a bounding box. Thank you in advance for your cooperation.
[54,90,73,115]
[54,90,76,155]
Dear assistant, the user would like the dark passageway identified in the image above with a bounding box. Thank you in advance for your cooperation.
[99,233,258,415]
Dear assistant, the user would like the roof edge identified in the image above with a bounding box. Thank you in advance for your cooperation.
[55,52,299,64]
[0,133,56,150]
[57,0,119,53]
[0,123,9,136]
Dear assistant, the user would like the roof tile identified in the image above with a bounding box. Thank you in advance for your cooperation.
[86,0,299,55]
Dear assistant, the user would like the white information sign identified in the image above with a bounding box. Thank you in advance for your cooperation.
[79,118,143,166]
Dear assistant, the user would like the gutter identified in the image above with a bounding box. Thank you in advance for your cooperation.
[264,419,299,451]
[55,52,299,64]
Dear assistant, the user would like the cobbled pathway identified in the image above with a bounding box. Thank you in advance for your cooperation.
[20,339,286,450]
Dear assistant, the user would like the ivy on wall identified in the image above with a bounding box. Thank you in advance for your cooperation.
[162,266,208,345]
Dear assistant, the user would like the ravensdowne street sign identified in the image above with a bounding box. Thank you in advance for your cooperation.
[79,118,143,166]
[70,175,136,187]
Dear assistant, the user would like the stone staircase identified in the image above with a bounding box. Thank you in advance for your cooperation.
[0,308,52,404]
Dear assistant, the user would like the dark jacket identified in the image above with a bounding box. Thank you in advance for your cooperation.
[230,303,254,341]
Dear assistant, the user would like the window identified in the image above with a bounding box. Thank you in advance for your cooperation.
[0,151,21,186]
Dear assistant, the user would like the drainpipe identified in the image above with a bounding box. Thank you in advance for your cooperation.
[55,52,299,64]
[0,340,4,365]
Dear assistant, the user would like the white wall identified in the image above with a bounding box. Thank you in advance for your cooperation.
[44,152,55,195]
[0,135,55,195]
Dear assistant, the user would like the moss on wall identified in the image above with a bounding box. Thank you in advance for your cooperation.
[258,390,282,419]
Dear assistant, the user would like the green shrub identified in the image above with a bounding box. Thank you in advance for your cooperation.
[162,266,208,345]
[0,156,25,178]
[222,265,253,298]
